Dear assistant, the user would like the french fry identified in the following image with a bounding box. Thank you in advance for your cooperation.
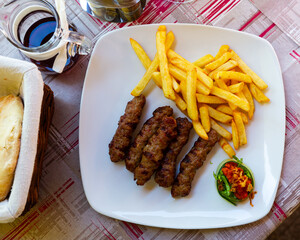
[172,76,181,93]
[211,86,250,112]
[175,92,187,112]
[228,82,245,93]
[249,82,270,103]
[233,111,247,145]
[193,54,215,68]
[167,49,213,89]
[216,71,252,83]
[130,38,151,69]
[205,52,232,71]
[169,63,186,82]
[205,104,232,124]
[192,120,208,140]
[241,112,248,124]
[131,56,160,96]
[196,94,226,104]
[231,120,239,150]
[169,64,210,95]
[180,79,187,102]
[215,45,230,59]
[199,104,210,132]
[216,105,233,115]
[215,77,230,91]
[230,50,268,90]
[210,119,232,140]
[156,26,175,100]
[152,71,162,88]
[186,68,198,121]
[219,137,236,158]
[131,31,175,96]
[243,84,255,119]
[208,60,238,78]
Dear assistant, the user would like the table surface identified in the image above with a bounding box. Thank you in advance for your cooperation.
[0,0,299,239]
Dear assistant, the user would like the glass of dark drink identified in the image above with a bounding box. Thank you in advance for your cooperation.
[0,0,92,73]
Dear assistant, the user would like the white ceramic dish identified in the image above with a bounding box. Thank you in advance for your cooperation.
[79,24,285,229]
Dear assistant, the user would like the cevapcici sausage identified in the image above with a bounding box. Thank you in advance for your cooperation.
[109,95,146,162]
[125,106,173,172]
[171,130,219,197]
[134,116,177,185]
[154,117,192,187]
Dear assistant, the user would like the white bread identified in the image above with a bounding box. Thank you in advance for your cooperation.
[0,95,23,201]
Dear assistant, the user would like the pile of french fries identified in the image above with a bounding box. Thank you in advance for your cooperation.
[130,25,270,158]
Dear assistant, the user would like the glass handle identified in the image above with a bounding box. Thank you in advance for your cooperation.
[65,31,92,57]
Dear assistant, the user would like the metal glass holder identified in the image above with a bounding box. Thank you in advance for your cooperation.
[79,0,146,22]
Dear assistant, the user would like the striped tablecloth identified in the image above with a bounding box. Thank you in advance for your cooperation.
[0,0,299,239]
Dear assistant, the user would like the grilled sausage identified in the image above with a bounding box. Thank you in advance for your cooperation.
[171,130,219,197]
[154,117,192,187]
[134,116,177,185]
[109,95,146,162]
[125,106,173,172]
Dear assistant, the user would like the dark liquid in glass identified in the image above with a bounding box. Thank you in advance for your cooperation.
[21,16,78,73]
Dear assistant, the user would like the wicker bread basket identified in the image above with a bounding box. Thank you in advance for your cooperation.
[0,56,54,222]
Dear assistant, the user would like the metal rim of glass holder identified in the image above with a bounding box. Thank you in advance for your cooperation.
[79,0,147,22]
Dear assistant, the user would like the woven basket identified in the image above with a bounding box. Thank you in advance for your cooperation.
[23,84,54,214]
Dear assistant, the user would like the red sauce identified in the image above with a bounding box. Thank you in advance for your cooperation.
[221,162,253,200]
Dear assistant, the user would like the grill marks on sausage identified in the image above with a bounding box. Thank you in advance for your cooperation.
[125,106,173,172]
[134,116,178,185]
[109,95,146,162]
[155,117,192,188]
[171,130,219,198]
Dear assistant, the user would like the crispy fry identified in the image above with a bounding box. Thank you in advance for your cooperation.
[131,56,159,96]
[215,45,230,59]
[216,105,233,115]
[215,77,230,91]
[131,31,175,96]
[169,64,210,95]
[243,84,255,119]
[216,71,252,83]
[175,92,187,112]
[186,68,198,121]
[152,71,162,88]
[156,27,175,100]
[211,86,250,112]
[231,120,239,150]
[167,49,213,89]
[196,93,226,104]
[205,104,232,124]
[228,82,245,93]
[230,50,268,90]
[210,119,232,140]
[208,60,238,78]
[219,137,236,158]
[199,104,210,132]
[192,120,208,140]
[249,82,270,103]
[130,38,151,69]
[241,112,248,124]
[205,52,232,71]
[233,111,247,145]
[172,76,181,93]
[180,79,187,102]
[193,54,215,68]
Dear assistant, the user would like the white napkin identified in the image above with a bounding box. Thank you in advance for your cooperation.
[0,56,44,223]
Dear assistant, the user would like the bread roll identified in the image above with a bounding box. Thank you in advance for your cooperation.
[0,95,23,201]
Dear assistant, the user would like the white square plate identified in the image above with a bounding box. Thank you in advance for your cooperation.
[79,24,285,229]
